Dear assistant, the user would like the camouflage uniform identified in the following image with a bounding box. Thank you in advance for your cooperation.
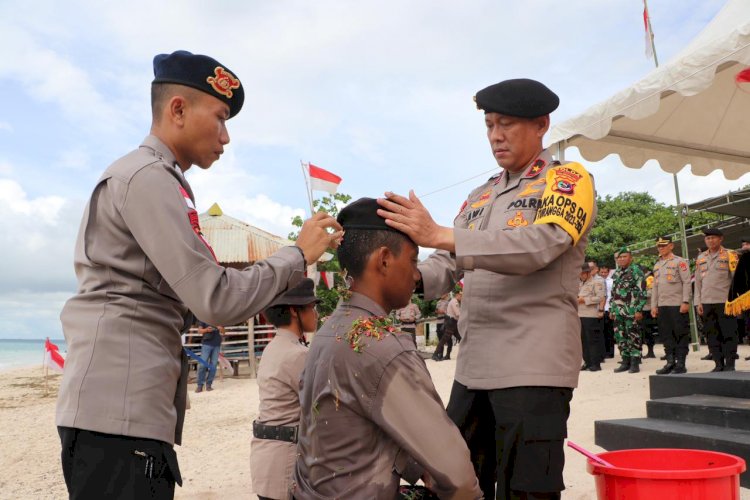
[610,264,647,361]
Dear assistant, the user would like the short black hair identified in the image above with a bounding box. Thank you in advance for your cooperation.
[150,83,199,123]
[264,305,293,327]
[337,229,411,279]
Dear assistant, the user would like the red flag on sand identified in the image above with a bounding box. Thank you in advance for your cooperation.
[44,338,65,373]
[309,164,342,194]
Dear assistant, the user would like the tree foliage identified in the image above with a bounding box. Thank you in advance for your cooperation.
[587,192,721,269]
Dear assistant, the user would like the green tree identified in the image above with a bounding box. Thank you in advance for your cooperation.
[289,193,352,320]
[587,192,721,269]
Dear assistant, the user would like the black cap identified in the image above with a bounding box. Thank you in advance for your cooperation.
[703,227,723,237]
[337,197,407,236]
[656,235,673,245]
[742,238,750,244]
[267,278,320,308]
[474,79,559,118]
[153,50,244,118]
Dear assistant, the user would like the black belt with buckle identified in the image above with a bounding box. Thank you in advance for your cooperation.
[253,420,298,443]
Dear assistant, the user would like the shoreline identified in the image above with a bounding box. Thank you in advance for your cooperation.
[1,348,749,499]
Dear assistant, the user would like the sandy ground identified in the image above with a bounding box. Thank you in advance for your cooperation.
[2,345,750,499]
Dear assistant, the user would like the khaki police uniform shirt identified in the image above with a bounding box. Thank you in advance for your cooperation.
[694,247,737,305]
[651,254,692,309]
[446,297,461,320]
[251,329,308,500]
[419,149,596,391]
[578,276,605,318]
[293,293,481,500]
[57,135,305,445]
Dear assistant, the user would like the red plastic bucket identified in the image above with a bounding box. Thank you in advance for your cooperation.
[587,448,746,500]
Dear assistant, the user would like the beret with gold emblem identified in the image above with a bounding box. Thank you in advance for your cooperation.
[703,227,723,237]
[474,78,559,118]
[152,50,244,118]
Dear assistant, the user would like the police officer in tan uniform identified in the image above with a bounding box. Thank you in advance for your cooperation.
[579,264,605,371]
[378,80,596,500]
[293,198,482,500]
[56,51,342,499]
[695,228,739,372]
[651,236,692,374]
[251,278,319,500]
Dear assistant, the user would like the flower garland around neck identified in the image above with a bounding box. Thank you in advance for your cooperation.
[345,316,397,353]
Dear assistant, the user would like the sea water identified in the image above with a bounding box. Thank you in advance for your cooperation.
[0,339,68,372]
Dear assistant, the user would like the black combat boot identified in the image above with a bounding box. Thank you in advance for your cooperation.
[723,356,736,372]
[701,353,713,360]
[710,359,724,372]
[656,355,675,375]
[723,344,737,372]
[613,358,630,373]
[628,357,641,373]
[672,354,687,374]
[644,345,656,359]
[444,343,452,361]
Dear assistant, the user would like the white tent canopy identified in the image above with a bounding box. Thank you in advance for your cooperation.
[547,0,750,180]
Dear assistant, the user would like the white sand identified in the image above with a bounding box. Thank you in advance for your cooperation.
[2,346,749,499]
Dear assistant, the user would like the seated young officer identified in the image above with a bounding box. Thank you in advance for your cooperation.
[251,278,319,500]
[292,198,481,500]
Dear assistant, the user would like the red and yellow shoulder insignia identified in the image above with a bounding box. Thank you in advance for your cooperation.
[207,66,240,98]
[679,261,688,272]
[550,166,583,195]
[533,162,594,245]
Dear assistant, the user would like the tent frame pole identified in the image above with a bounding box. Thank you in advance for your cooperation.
[673,173,700,351]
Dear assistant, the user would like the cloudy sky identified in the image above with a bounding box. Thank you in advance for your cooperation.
[1,0,745,340]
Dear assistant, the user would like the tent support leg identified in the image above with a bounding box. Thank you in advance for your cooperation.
[673,173,700,352]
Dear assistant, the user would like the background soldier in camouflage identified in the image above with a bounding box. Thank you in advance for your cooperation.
[610,247,647,374]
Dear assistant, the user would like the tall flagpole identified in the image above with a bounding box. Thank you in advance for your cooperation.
[644,0,698,351]
[300,160,315,216]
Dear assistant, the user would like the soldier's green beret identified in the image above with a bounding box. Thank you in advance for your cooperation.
[615,246,631,257]
[153,50,244,118]
[474,79,559,118]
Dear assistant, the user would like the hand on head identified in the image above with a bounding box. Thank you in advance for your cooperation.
[295,212,344,265]
[377,190,454,251]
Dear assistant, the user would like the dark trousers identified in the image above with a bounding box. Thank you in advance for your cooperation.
[446,382,571,499]
[601,314,614,357]
[59,427,181,500]
[434,317,460,359]
[642,312,657,348]
[656,306,690,359]
[702,303,738,361]
[580,318,602,368]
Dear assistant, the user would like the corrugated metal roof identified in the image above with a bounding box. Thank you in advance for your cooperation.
[199,203,293,263]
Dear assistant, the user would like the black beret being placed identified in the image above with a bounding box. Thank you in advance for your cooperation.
[474,79,559,118]
[153,50,244,118]
[267,278,320,308]
[337,197,407,236]
[703,227,723,237]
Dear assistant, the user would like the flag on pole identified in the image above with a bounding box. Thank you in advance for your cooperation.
[643,1,654,59]
[308,164,342,194]
[320,271,335,289]
[44,338,65,373]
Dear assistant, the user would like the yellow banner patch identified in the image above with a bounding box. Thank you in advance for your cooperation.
[533,162,594,245]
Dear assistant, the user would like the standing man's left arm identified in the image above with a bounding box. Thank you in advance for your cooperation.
[679,259,692,313]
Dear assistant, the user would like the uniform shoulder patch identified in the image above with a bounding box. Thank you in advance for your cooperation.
[524,159,546,178]
[532,162,594,245]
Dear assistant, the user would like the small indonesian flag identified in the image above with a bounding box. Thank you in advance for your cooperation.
[643,1,654,59]
[44,338,65,373]
[308,164,342,194]
[320,271,335,289]
[736,68,750,89]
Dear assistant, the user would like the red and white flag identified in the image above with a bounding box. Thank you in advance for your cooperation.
[643,1,654,59]
[320,271,335,289]
[308,163,342,194]
[44,338,65,373]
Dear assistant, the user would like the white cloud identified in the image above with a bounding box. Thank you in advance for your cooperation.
[0,291,70,340]
[0,122,12,132]
[56,147,91,171]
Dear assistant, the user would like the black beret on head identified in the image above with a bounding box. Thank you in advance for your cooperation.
[474,78,559,118]
[703,227,723,237]
[153,50,244,118]
[267,278,320,308]
[337,197,406,236]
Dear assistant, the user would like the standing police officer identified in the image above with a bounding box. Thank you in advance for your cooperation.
[56,51,342,499]
[651,236,692,374]
[695,228,739,372]
[609,248,647,374]
[378,79,596,500]
[579,264,605,371]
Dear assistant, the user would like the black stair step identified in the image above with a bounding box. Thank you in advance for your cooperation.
[647,394,750,430]
[649,371,750,400]
[595,418,750,487]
